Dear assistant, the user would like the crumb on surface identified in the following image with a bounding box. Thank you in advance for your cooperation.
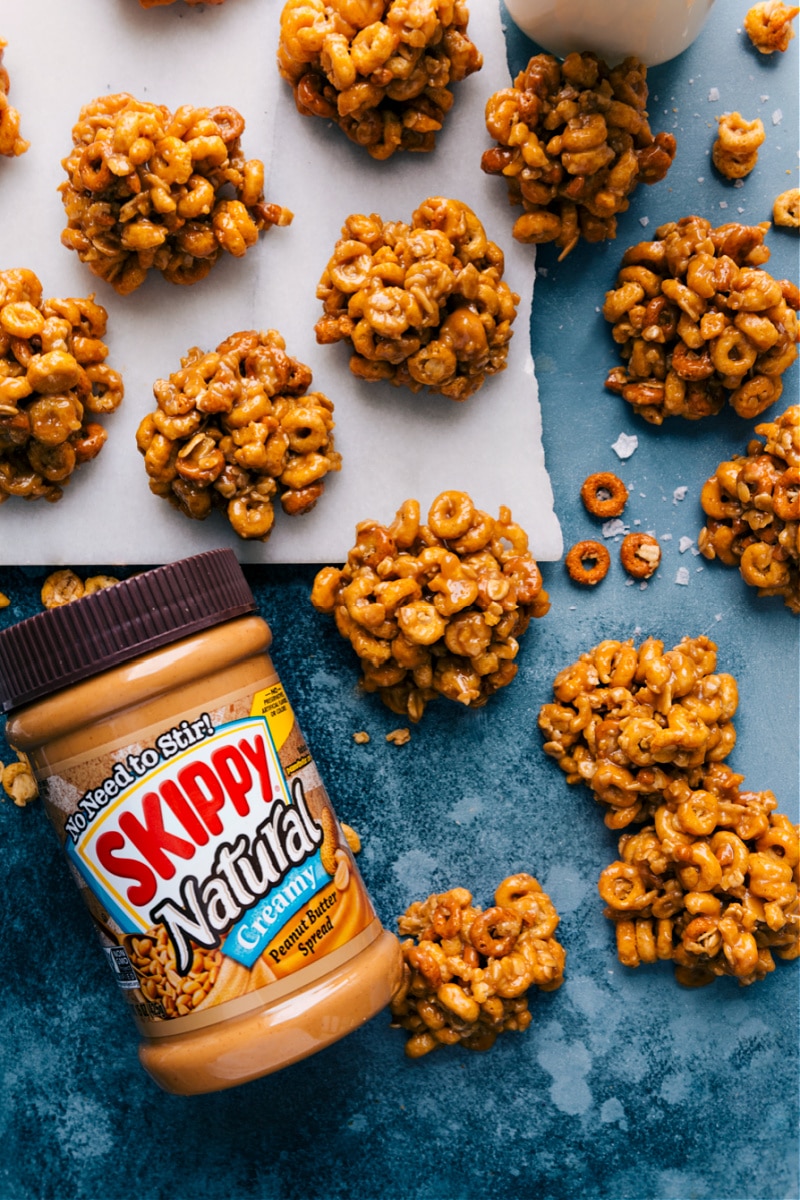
[386,728,411,746]
[353,731,370,744]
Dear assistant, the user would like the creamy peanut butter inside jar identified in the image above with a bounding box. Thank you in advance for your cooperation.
[0,550,402,1094]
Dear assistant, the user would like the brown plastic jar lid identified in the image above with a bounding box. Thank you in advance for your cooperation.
[0,550,256,714]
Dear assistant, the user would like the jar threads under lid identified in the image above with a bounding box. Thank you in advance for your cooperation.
[0,550,256,713]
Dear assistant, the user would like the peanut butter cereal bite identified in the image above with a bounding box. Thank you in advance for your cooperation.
[136,330,340,540]
[277,0,482,160]
[538,635,738,829]
[59,94,292,295]
[712,112,765,181]
[599,763,799,987]
[0,39,28,157]
[604,216,800,424]
[699,405,800,612]
[390,875,565,1057]
[315,197,519,399]
[311,491,549,721]
[0,269,123,505]
[744,0,800,52]
[481,52,676,257]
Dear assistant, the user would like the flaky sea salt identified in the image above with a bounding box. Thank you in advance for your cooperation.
[602,518,628,539]
[679,536,694,554]
[675,567,691,586]
[708,87,720,101]
[772,109,783,125]
[673,486,688,502]
[612,432,638,459]
[639,216,650,226]
[719,201,728,209]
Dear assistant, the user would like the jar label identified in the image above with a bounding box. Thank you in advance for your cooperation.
[39,681,377,1032]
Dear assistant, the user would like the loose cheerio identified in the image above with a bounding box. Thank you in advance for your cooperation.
[0,550,401,1094]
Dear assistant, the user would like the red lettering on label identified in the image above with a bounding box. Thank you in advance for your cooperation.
[160,778,209,846]
[211,744,252,817]
[118,791,196,880]
[178,760,226,836]
[96,830,157,906]
[238,735,273,804]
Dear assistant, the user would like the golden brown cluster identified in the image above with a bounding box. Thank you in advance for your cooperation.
[604,216,799,425]
[538,636,738,830]
[481,52,676,257]
[59,93,292,296]
[712,112,765,180]
[311,491,549,721]
[599,762,799,987]
[136,329,341,541]
[315,197,518,400]
[390,875,565,1057]
[0,38,28,157]
[773,188,800,229]
[698,405,800,613]
[277,0,482,160]
[744,0,799,52]
[0,269,123,504]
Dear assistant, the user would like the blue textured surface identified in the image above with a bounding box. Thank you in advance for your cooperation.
[1,3,799,1198]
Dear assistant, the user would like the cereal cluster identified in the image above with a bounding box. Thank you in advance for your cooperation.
[744,0,799,52]
[277,0,482,160]
[538,636,738,830]
[603,216,799,425]
[0,38,28,158]
[315,197,518,399]
[59,93,292,295]
[698,405,800,612]
[311,491,549,721]
[599,762,799,987]
[390,875,565,1057]
[481,52,676,257]
[136,329,341,541]
[0,268,123,504]
[1,754,38,807]
[712,112,765,180]
[773,188,800,229]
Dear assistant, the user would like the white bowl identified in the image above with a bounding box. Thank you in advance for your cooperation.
[504,0,716,66]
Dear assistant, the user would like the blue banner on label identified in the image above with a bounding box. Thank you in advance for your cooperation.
[223,851,328,968]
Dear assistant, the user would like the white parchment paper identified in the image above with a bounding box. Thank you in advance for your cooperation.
[0,0,561,565]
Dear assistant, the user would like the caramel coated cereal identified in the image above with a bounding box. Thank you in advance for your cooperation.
[712,112,765,180]
[0,39,28,157]
[60,94,292,295]
[136,330,341,541]
[744,0,799,52]
[311,491,549,721]
[316,197,518,400]
[604,217,799,424]
[278,0,482,160]
[0,270,123,505]
[620,532,661,579]
[481,52,676,257]
[773,188,800,229]
[699,405,800,612]
[390,875,565,1057]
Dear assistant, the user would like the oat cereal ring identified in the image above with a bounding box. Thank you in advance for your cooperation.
[744,1,800,52]
[565,540,610,586]
[773,189,800,230]
[712,113,765,181]
[620,532,661,579]
[580,472,629,518]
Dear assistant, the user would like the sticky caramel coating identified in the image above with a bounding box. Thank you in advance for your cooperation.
[0,268,123,505]
[481,52,676,258]
[390,875,565,1057]
[603,216,799,425]
[538,635,739,829]
[712,112,765,181]
[315,197,518,400]
[698,405,800,613]
[311,491,549,721]
[278,0,482,160]
[620,532,661,579]
[136,329,341,540]
[773,188,800,230]
[744,1,799,52]
[0,39,28,157]
[599,762,799,987]
[59,93,292,296]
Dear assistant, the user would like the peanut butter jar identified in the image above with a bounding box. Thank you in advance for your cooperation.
[0,550,402,1094]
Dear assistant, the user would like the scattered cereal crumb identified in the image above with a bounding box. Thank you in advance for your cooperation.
[639,216,650,226]
[734,179,745,189]
[386,728,411,746]
[708,87,720,101]
[353,731,370,744]
[675,567,691,586]
[340,822,361,854]
[673,486,688,502]
[0,592,9,609]
[696,565,704,572]
[679,536,695,553]
[602,517,628,539]
[772,109,783,125]
[612,432,638,459]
